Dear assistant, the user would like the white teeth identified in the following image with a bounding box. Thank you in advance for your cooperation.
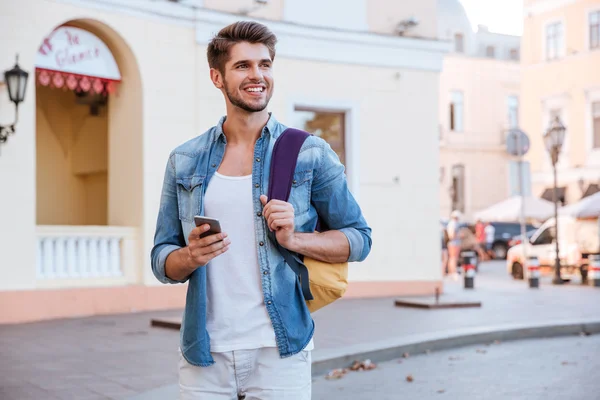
[246,87,263,92]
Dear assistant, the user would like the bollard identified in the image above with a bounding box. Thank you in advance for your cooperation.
[461,251,476,289]
[589,255,600,287]
[527,256,540,288]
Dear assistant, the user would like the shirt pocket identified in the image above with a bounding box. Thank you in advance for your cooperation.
[176,175,205,223]
[289,170,312,216]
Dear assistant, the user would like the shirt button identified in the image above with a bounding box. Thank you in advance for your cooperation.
[211,164,216,168]
[255,157,261,162]
[263,271,268,275]
[257,211,262,217]
[255,183,260,188]
[292,180,297,184]
[267,300,272,305]
[259,241,265,246]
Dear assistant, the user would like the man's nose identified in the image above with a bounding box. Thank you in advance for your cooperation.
[248,64,263,81]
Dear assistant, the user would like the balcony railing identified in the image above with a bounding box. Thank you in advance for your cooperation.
[35,226,139,288]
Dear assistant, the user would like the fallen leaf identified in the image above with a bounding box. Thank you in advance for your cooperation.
[406,374,414,382]
[349,359,377,371]
[402,352,410,358]
[350,361,362,371]
[363,359,377,370]
[476,349,487,354]
[325,368,348,380]
[437,389,446,394]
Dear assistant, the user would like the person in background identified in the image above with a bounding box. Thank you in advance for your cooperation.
[484,222,496,259]
[445,210,462,280]
[441,222,449,275]
[475,219,488,261]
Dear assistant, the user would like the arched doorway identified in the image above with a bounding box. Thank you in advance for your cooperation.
[35,26,119,226]
[34,20,143,284]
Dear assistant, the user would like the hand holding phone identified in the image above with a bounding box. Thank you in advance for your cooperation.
[183,216,229,267]
[194,216,222,239]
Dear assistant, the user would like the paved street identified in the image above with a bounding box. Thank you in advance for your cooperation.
[1,261,599,399]
[313,334,600,400]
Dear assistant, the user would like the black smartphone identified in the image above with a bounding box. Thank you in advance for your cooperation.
[193,216,222,239]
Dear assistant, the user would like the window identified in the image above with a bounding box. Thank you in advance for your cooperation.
[546,22,563,60]
[509,48,519,60]
[590,11,600,49]
[293,107,346,165]
[486,46,495,58]
[593,101,600,148]
[507,95,519,128]
[532,227,555,246]
[454,33,464,53]
[508,160,532,197]
[451,165,465,213]
[449,91,464,132]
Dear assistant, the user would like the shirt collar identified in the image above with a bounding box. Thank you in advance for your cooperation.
[215,112,279,141]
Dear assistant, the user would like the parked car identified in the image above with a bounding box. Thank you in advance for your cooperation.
[506,216,599,280]
[508,229,537,248]
[487,222,536,260]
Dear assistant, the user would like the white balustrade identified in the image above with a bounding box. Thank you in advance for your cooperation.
[35,226,137,282]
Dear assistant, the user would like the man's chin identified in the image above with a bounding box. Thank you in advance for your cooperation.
[237,101,269,113]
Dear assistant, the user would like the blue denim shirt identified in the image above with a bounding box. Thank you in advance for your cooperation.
[151,114,372,367]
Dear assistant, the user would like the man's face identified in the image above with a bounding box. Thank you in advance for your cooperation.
[216,42,274,113]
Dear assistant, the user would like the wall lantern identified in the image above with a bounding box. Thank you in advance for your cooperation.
[1,55,29,145]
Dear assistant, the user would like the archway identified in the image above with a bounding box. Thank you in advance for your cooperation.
[34,20,143,282]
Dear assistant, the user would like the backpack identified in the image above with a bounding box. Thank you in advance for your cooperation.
[266,128,348,313]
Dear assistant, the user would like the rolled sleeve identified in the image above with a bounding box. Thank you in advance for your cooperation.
[339,227,367,262]
[152,244,187,284]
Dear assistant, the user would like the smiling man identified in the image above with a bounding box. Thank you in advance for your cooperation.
[151,21,372,399]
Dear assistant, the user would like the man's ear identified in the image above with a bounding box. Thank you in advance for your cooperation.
[210,68,223,89]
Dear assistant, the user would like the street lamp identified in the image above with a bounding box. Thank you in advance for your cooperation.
[543,115,566,285]
[1,55,29,144]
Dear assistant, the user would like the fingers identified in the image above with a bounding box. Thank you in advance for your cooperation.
[190,235,231,256]
[188,234,231,266]
[189,224,210,242]
[262,200,294,223]
[260,195,268,206]
[266,212,294,231]
[191,232,229,249]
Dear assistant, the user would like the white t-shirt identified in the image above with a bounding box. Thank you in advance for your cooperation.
[204,172,278,352]
[484,224,495,244]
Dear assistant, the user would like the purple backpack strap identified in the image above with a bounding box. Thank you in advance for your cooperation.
[267,128,310,202]
[267,128,314,301]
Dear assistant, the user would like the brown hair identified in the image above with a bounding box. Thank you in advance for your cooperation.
[207,21,277,73]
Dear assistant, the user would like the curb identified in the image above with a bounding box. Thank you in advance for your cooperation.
[311,319,600,377]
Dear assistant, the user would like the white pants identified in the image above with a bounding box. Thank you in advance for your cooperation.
[179,347,311,400]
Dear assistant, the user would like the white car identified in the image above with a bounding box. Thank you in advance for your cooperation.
[506,216,599,280]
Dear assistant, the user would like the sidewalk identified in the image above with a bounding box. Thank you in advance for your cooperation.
[1,261,599,400]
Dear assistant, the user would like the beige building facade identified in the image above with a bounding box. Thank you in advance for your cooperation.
[521,0,600,205]
[437,0,522,220]
[0,0,448,323]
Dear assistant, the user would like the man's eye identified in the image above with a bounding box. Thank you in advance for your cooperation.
[237,64,248,69]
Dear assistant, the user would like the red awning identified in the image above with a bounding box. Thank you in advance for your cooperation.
[35,26,121,95]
